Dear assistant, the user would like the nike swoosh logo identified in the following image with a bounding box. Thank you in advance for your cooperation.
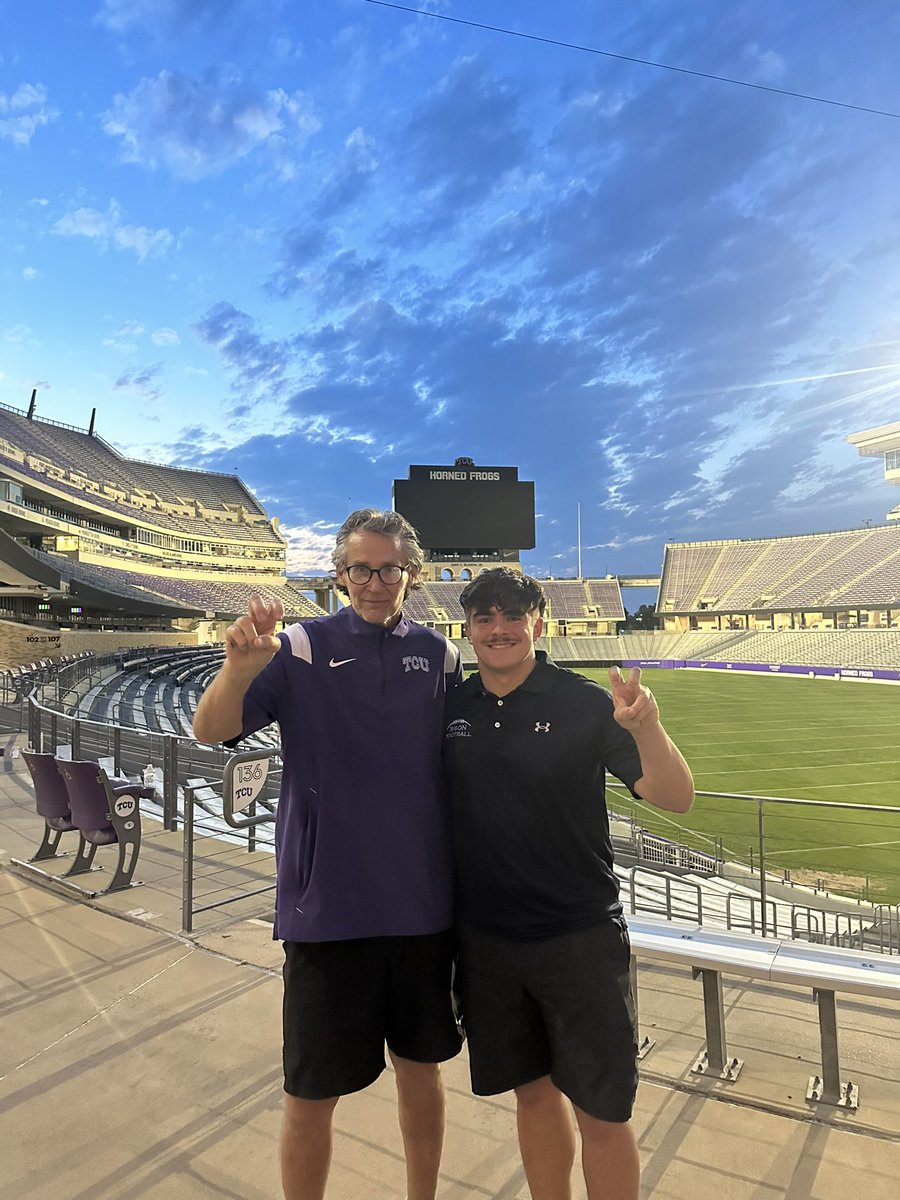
[329,657,356,668]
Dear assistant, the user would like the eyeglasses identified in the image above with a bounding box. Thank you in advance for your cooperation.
[345,563,409,586]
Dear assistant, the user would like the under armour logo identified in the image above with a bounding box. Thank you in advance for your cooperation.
[534,722,551,733]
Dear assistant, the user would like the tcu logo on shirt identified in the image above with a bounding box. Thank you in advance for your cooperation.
[403,655,431,673]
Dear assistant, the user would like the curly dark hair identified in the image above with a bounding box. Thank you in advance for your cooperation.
[458,568,546,617]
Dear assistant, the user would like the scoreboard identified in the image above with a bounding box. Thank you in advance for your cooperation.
[392,462,535,551]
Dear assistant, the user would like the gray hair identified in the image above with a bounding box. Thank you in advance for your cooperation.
[332,508,424,593]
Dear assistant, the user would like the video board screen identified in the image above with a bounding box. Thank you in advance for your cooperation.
[393,478,535,549]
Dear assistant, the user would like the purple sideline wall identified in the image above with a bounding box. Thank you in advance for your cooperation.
[622,659,900,682]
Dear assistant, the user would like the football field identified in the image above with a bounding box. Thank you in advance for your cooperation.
[577,667,900,902]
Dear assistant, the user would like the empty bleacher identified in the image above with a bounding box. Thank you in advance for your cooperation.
[659,524,900,613]
[396,578,627,626]
[24,545,325,620]
[0,402,285,552]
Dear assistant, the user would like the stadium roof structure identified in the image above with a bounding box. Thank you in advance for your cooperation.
[0,400,266,518]
[847,419,900,456]
[849,419,900,520]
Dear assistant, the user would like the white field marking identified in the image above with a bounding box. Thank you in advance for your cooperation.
[674,720,900,734]
[719,778,900,790]
[684,748,900,762]
[775,839,900,856]
[673,730,900,745]
[700,763,900,772]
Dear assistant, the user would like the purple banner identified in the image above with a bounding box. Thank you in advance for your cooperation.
[681,660,900,682]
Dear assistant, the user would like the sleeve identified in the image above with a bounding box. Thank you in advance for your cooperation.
[443,635,463,690]
[594,685,643,796]
[223,632,289,748]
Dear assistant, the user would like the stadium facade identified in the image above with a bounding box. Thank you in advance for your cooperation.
[0,398,323,666]
[1,409,897,669]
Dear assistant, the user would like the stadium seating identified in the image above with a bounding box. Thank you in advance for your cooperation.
[24,545,325,620]
[20,748,78,861]
[659,525,900,613]
[53,759,154,893]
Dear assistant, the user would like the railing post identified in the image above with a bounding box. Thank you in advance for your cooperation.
[182,784,195,933]
[163,735,179,831]
[690,967,742,1081]
[113,725,122,776]
[28,696,41,750]
[72,717,81,760]
[806,989,857,1108]
[758,798,768,937]
[629,957,654,1059]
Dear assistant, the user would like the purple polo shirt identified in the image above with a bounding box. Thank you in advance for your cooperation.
[232,603,462,943]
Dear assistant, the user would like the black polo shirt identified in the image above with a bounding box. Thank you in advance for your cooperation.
[443,652,642,939]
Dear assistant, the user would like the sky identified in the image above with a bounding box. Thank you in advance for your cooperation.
[2,1,899,585]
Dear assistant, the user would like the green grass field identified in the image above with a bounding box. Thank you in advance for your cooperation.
[576,668,900,903]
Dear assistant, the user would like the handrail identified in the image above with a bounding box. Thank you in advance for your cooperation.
[181,751,279,933]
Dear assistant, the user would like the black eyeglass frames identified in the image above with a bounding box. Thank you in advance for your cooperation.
[345,563,409,585]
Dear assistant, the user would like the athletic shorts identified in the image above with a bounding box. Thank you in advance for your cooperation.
[457,918,638,1122]
[282,928,463,1099]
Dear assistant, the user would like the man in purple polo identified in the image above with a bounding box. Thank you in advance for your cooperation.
[194,508,462,1200]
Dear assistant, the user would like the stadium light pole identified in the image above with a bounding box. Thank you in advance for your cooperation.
[577,501,582,579]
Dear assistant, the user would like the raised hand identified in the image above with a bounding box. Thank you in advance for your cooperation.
[224,593,285,677]
[608,665,660,732]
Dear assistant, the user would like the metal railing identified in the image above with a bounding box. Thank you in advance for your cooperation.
[181,748,281,933]
[5,661,899,952]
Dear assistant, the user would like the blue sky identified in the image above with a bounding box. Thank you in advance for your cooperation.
[2,1,899,582]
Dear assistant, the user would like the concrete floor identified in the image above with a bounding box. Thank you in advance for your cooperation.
[1,746,898,1199]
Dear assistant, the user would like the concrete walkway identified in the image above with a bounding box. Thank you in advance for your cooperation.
[1,748,898,1199]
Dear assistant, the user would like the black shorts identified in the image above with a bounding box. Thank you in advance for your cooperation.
[282,928,463,1099]
[457,918,638,1122]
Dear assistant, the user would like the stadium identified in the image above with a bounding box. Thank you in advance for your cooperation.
[1,405,897,1196]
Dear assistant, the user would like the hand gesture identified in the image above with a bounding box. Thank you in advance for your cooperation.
[224,593,285,679]
[608,665,660,732]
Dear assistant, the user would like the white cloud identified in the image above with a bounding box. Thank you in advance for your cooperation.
[95,0,240,33]
[101,70,319,180]
[296,413,376,449]
[0,83,57,145]
[22,266,38,280]
[52,199,173,260]
[96,0,165,31]
[151,327,180,346]
[279,523,338,574]
[117,320,145,337]
[743,43,787,83]
[3,323,32,343]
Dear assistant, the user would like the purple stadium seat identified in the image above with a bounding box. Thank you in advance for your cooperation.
[21,748,77,861]
[56,759,155,893]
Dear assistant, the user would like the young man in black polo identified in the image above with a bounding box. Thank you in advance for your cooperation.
[443,568,693,1200]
